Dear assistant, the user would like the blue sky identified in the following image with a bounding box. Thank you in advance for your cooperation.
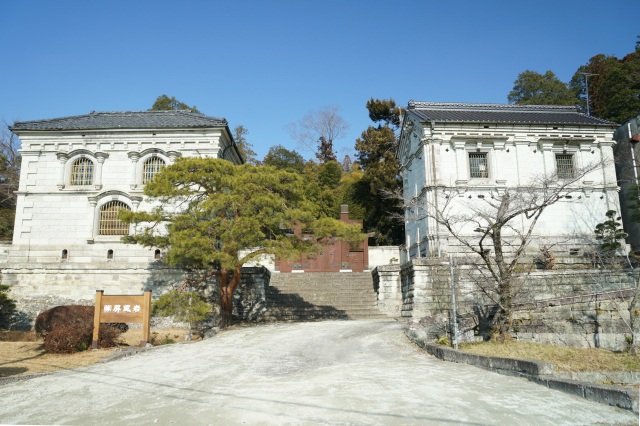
[1,0,637,160]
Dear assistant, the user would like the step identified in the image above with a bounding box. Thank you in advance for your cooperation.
[264,272,385,323]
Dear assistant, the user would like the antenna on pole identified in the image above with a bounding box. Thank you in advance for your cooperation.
[580,73,599,116]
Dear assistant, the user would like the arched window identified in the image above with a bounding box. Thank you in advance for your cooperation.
[99,201,131,235]
[70,158,94,185]
[107,249,114,260]
[142,156,166,184]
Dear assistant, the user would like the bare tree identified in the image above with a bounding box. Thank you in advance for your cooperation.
[0,122,20,210]
[287,106,349,162]
[0,123,20,239]
[403,161,605,340]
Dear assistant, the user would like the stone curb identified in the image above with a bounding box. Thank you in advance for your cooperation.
[408,333,639,414]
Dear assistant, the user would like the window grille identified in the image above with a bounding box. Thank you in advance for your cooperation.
[556,154,574,179]
[99,201,130,235]
[70,158,94,185]
[469,153,488,178]
[143,157,165,184]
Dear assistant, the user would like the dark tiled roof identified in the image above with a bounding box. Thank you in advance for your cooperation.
[406,102,616,126]
[10,110,228,131]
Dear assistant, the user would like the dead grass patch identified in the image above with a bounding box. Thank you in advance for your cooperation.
[460,340,640,372]
[0,330,39,342]
[0,341,112,377]
[0,326,193,378]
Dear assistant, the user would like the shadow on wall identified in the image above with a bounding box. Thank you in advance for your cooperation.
[265,287,349,321]
[139,263,271,329]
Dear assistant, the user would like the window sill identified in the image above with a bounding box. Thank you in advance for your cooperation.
[59,185,101,191]
[87,236,128,244]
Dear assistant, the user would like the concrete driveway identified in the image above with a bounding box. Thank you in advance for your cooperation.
[0,320,635,425]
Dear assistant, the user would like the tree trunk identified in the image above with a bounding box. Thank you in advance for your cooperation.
[495,277,513,341]
[219,266,242,328]
[492,226,512,341]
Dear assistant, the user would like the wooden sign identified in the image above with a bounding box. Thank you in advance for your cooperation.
[92,290,152,349]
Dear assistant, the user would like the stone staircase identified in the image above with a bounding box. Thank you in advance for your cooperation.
[264,272,389,321]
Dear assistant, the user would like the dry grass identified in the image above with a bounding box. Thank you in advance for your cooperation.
[460,340,640,372]
[0,327,194,378]
[0,341,112,377]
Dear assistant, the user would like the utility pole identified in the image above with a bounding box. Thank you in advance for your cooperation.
[580,73,599,116]
[449,254,459,350]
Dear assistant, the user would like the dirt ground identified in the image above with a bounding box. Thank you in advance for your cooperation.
[0,320,634,425]
[0,327,193,378]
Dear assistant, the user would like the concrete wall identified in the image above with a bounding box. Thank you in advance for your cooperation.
[368,246,401,269]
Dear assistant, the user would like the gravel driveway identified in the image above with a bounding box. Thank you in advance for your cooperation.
[0,320,635,425]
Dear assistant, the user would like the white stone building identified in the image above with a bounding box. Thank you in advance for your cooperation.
[398,102,620,259]
[613,115,640,252]
[3,110,243,322]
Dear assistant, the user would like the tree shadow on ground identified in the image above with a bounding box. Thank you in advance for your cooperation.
[0,367,28,377]
[266,287,349,321]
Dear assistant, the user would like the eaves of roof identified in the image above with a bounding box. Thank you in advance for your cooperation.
[406,102,617,127]
[9,110,229,132]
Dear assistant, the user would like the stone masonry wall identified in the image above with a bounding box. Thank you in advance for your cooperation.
[2,262,270,329]
[375,258,639,351]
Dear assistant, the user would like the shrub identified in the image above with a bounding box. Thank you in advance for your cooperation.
[150,332,176,346]
[36,305,126,353]
[35,305,93,338]
[152,290,212,325]
[97,324,123,348]
[0,284,16,329]
[44,325,91,353]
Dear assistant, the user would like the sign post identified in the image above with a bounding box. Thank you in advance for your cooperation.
[92,290,152,349]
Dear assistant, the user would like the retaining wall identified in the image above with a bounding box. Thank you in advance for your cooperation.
[374,258,640,351]
[2,262,270,329]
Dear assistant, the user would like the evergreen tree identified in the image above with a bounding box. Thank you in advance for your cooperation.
[151,95,200,113]
[353,98,405,245]
[570,49,640,122]
[233,125,258,165]
[317,136,337,163]
[594,210,628,253]
[120,158,362,326]
[0,284,16,328]
[508,70,578,106]
[262,145,306,173]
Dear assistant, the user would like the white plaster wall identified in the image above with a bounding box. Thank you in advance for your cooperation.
[368,246,401,268]
[400,119,620,258]
[237,247,402,273]
[8,127,232,266]
[238,250,276,272]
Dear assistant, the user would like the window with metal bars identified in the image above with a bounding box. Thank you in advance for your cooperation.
[70,158,94,185]
[99,201,130,235]
[555,154,574,179]
[469,153,489,178]
[142,157,166,184]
